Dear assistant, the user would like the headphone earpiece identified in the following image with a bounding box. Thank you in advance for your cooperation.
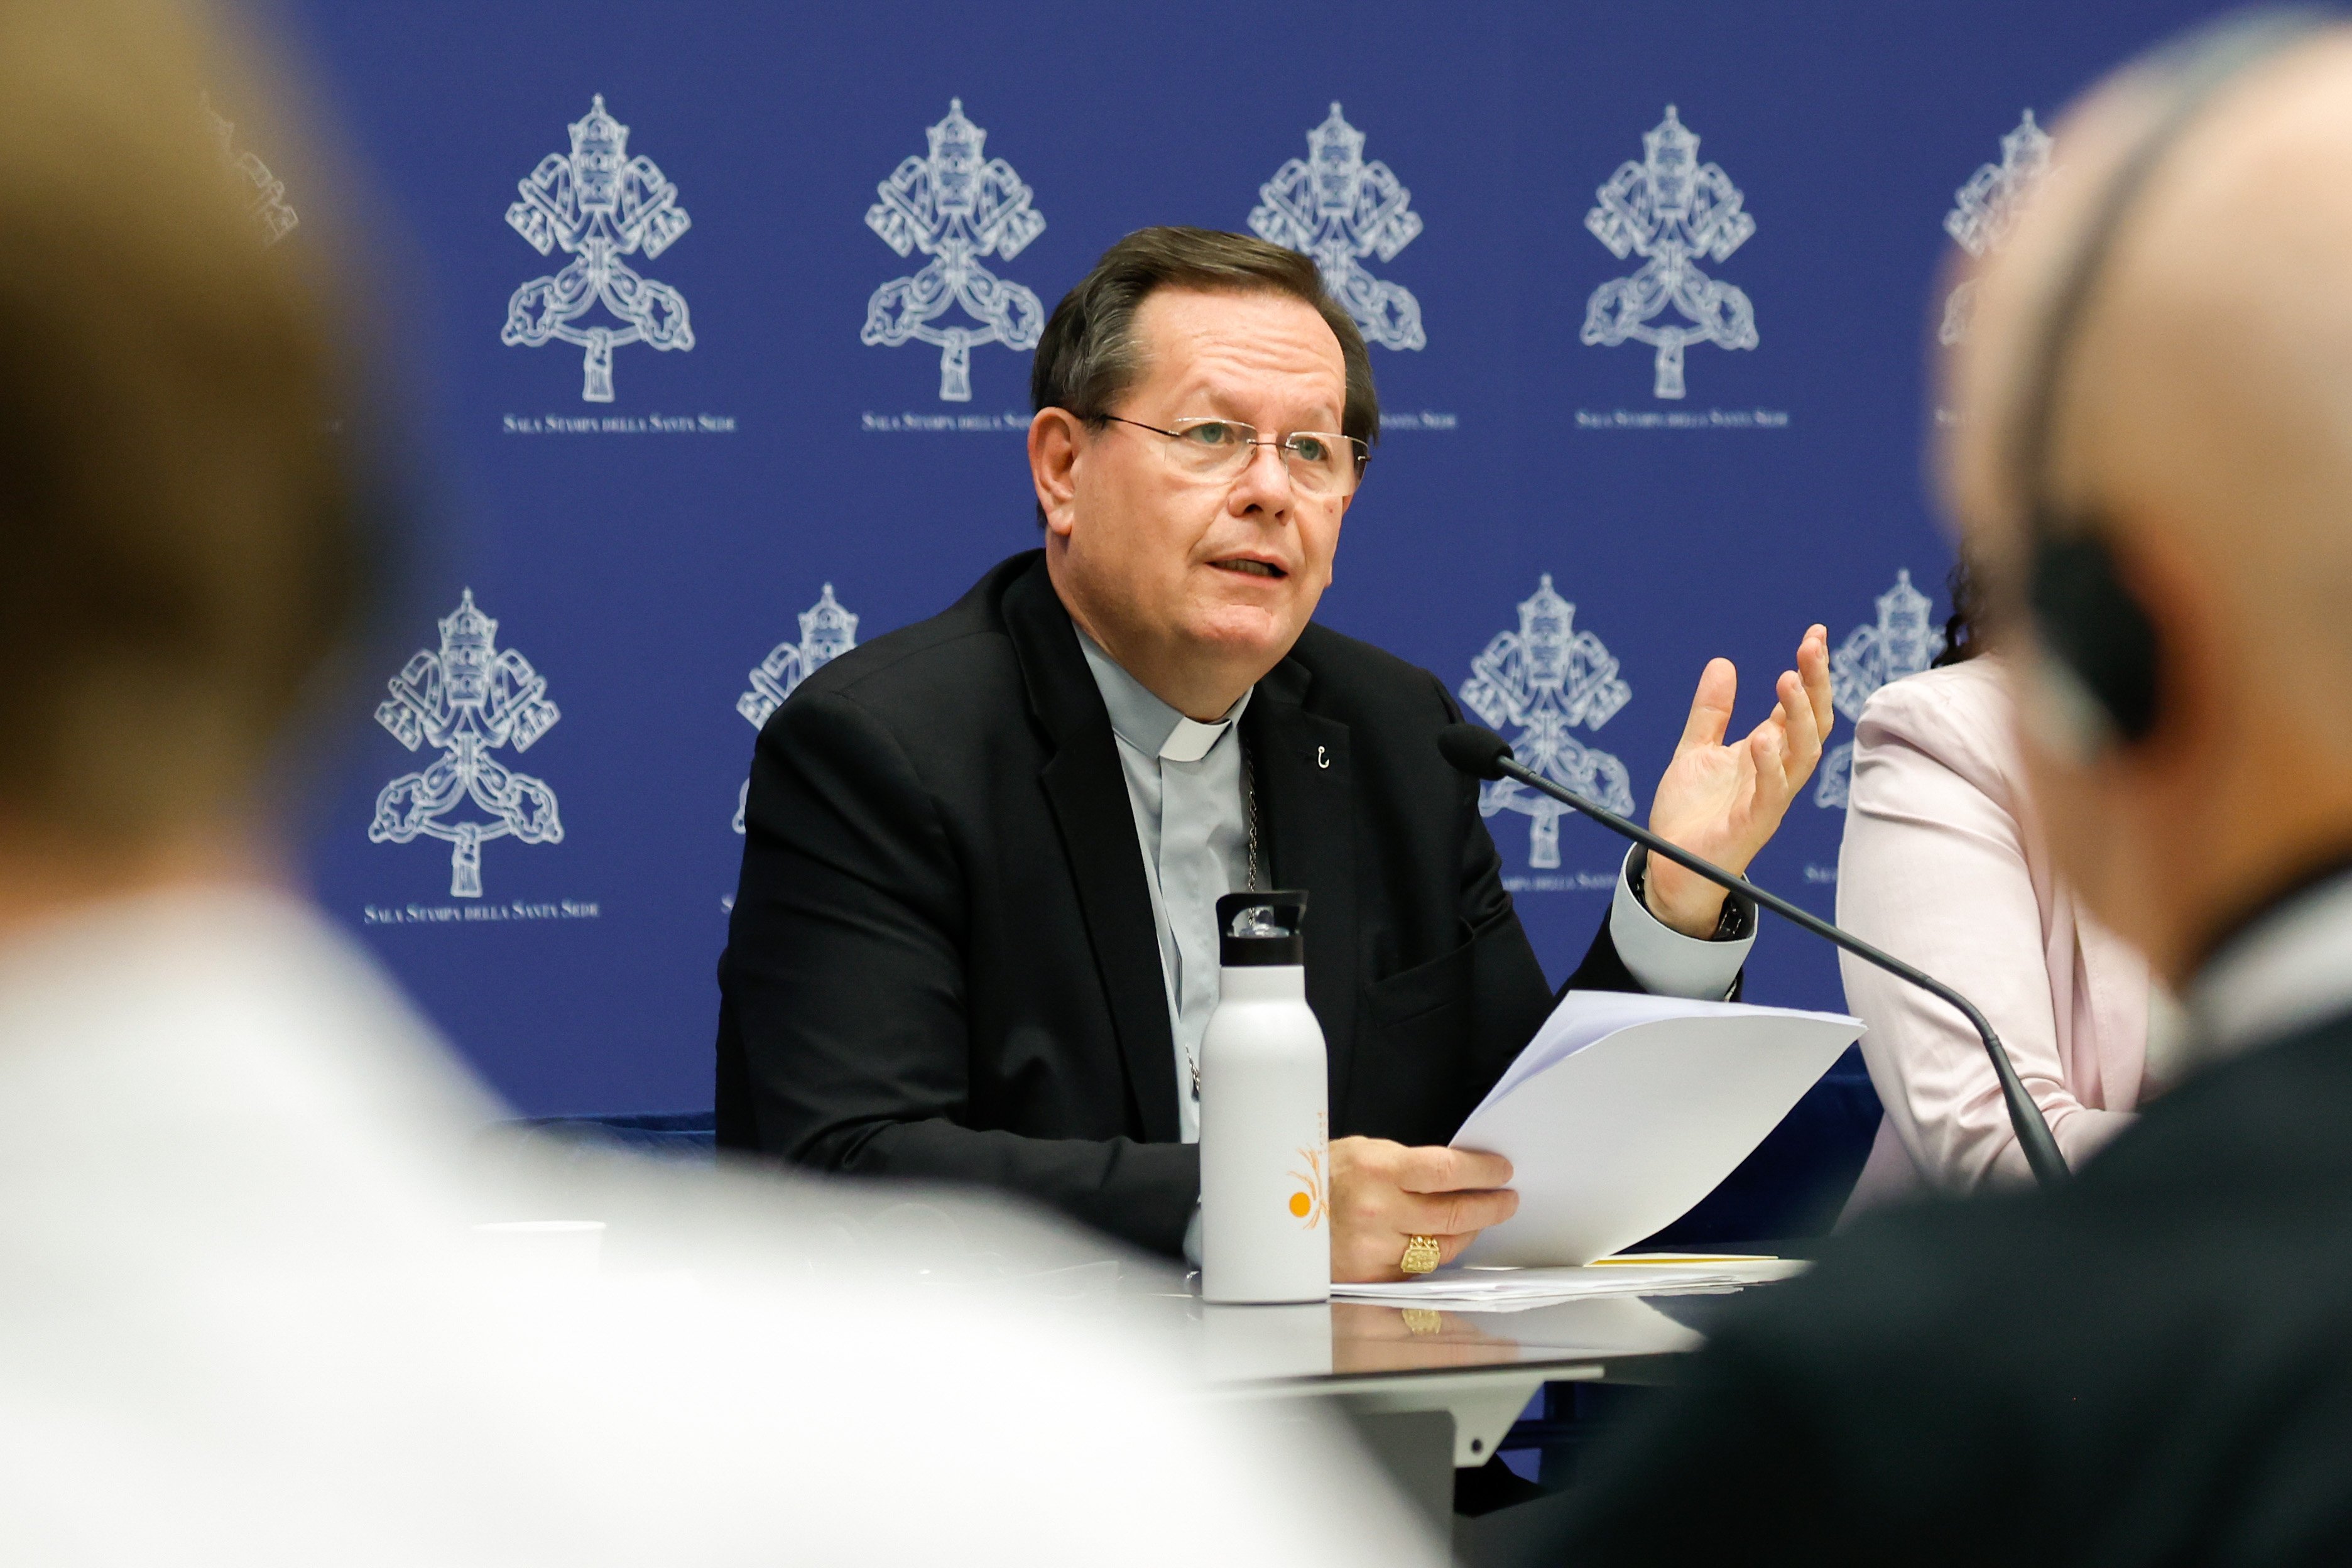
[2025,527,2163,754]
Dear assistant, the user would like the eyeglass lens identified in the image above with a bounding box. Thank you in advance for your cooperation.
[1163,420,1362,496]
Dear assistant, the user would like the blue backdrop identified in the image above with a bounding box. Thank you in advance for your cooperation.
[271,2,2219,1164]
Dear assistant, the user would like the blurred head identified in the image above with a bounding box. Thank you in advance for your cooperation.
[0,0,370,895]
[1939,21,2352,982]
[1028,228,1376,719]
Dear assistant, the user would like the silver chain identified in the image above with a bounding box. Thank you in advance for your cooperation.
[1243,737,1260,893]
[1190,735,1258,1107]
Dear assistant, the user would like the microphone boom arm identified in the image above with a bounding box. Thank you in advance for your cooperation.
[1488,751,2071,1190]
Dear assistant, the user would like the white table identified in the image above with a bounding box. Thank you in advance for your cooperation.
[1182,1270,1802,1466]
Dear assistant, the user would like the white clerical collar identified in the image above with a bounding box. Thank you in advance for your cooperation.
[2184,868,2352,1069]
[1075,630,1251,763]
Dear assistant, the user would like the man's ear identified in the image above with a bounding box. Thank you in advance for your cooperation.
[1029,409,1084,539]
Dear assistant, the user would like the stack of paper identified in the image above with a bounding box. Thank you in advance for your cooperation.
[1451,991,1862,1266]
[1334,1255,1806,1313]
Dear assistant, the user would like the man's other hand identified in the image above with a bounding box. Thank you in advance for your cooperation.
[1329,1137,1516,1282]
[1643,624,1834,937]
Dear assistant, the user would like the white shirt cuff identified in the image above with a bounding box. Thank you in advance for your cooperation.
[1607,845,1755,1000]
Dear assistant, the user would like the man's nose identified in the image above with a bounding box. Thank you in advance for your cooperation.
[1229,439,1296,514]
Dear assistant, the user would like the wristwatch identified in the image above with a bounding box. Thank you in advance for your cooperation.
[1628,847,1751,942]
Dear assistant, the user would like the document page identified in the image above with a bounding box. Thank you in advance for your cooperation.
[1334,1256,1808,1311]
[1451,992,1862,1266]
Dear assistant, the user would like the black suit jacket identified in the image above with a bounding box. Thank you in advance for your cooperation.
[715,550,1653,1256]
[1552,1004,2352,1564]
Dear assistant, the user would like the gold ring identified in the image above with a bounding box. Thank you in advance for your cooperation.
[1400,1234,1442,1274]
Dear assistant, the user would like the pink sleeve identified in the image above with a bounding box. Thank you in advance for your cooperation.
[1834,670,2132,1193]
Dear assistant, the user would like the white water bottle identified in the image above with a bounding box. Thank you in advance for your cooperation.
[1200,891,1330,1305]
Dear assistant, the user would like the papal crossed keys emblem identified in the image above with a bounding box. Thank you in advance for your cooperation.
[369,591,564,898]
[1459,575,1635,871]
[1941,111,2055,347]
[501,94,694,403]
[1248,102,1425,351]
[862,99,1047,402]
[1814,570,1945,810]
[732,584,858,834]
[1582,106,1758,399]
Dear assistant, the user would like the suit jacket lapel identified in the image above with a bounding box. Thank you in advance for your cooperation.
[1002,557,1182,1143]
[1243,657,1361,1116]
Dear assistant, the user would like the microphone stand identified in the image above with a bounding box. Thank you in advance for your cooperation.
[1482,748,2070,1190]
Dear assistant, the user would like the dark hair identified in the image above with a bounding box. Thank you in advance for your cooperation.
[0,0,369,843]
[1030,226,1380,448]
[1933,556,1985,667]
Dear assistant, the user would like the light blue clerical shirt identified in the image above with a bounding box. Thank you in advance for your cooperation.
[1078,633,1251,1143]
[1075,632,1755,1148]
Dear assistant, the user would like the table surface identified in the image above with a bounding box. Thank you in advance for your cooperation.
[580,1184,1810,1476]
[1115,1261,1809,1469]
[1178,1266,1804,1385]
[969,1251,1811,1389]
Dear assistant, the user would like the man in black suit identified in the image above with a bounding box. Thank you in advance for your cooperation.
[1549,20,2352,1560]
[717,227,1834,1277]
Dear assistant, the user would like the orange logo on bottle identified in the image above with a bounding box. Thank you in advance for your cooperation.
[1286,1145,1327,1229]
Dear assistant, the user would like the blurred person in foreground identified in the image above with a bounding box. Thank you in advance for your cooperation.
[1553,15,2352,1561]
[1834,565,2157,1215]
[0,3,1432,1562]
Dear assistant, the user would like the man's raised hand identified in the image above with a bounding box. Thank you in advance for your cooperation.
[1642,625,1835,937]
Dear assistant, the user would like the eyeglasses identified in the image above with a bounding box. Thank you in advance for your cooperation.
[1101,415,1369,499]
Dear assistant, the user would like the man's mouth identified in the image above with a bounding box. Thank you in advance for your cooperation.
[1211,558,1287,580]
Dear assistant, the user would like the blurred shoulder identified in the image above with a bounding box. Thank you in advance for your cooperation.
[1601,1033,2352,1549]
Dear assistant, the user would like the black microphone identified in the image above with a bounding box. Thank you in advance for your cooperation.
[1437,722,2069,1190]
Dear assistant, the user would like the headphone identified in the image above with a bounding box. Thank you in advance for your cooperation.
[2011,9,2331,760]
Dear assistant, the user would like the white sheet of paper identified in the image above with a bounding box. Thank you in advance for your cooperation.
[1334,1256,1807,1311]
[1449,993,1863,1266]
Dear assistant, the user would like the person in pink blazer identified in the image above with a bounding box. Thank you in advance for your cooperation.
[1835,606,2156,1212]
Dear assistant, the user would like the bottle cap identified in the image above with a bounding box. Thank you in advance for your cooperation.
[1217,890,1309,967]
